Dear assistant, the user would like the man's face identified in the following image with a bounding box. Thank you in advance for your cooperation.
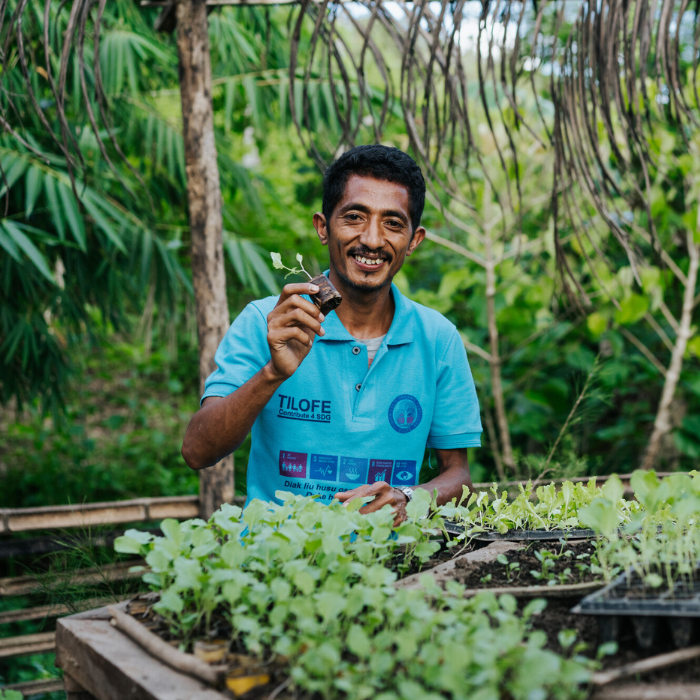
[313,175,425,293]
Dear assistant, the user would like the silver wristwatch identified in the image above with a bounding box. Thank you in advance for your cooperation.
[397,486,414,502]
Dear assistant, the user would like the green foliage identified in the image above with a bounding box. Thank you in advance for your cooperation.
[115,493,593,699]
[0,690,24,700]
[0,337,205,507]
[450,478,638,535]
[581,471,700,586]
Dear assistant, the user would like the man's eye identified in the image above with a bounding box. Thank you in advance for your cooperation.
[346,214,360,221]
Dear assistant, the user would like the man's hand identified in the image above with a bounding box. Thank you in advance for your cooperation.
[334,481,408,527]
[266,283,325,381]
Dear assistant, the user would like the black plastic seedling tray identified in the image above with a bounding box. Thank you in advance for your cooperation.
[572,569,700,649]
[474,528,596,542]
[441,522,596,541]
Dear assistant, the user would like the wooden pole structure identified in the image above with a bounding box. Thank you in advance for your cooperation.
[175,0,234,518]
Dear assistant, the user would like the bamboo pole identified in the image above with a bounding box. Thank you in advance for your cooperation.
[641,230,700,470]
[175,0,234,516]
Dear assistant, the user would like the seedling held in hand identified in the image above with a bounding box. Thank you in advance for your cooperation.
[270,252,342,315]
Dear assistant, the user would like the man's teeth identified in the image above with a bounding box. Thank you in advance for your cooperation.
[354,255,383,266]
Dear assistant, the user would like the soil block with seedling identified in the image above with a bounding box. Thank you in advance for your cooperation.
[271,252,342,316]
[573,567,700,650]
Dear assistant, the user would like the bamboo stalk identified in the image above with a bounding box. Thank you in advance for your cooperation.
[484,253,515,472]
[108,606,225,687]
[592,645,700,687]
[641,231,700,469]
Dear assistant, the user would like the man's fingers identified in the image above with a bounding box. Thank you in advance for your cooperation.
[271,307,324,336]
[359,493,393,514]
[272,327,314,347]
[276,283,320,307]
[335,481,386,502]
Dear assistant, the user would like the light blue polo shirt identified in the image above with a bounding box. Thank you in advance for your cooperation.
[202,281,482,506]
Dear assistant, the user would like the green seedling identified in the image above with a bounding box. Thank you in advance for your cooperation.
[270,252,312,279]
[496,553,521,583]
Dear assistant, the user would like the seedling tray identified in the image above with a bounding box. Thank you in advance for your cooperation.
[442,522,596,541]
[573,569,700,649]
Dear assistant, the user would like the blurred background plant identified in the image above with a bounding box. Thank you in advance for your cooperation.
[3,0,700,508]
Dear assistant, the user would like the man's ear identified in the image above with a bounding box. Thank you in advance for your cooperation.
[406,226,426,257]
[313,212,329,246]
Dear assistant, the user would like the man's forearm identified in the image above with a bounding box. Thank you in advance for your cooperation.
[181,364,285,470]
[415,448,473,506]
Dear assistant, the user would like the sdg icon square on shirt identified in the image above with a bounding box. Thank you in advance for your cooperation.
[279,451,307,479]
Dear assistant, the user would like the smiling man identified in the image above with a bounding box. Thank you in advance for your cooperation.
[181,145,482,523]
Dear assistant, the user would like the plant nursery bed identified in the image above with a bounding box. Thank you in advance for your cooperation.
[455,539,602,590]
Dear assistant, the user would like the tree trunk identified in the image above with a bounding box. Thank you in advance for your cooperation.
[641,232,700,470]
[176,0,234,517]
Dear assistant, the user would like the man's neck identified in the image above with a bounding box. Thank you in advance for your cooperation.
[328,268,395,340]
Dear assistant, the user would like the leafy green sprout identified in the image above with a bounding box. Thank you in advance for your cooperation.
[270,252,313,280]
[496,553,521,583]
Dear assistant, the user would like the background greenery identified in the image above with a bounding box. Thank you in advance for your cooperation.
[3,0,700,513]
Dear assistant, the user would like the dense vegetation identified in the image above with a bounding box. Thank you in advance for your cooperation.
[2,4,700,496]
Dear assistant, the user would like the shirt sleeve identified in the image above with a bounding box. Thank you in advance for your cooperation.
[201,303,270,403]
[427,326,483,449]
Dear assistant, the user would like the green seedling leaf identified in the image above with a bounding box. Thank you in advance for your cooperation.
[645,573,663,588]
[155,587,184,615]
[558,629,577,649]
[160,518,183,546]
[596,641,618,659]
[114,529,154,553]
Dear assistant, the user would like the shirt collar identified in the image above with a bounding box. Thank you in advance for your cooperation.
[315,272,415,346]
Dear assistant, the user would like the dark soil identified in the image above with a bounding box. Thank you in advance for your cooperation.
[455,540,599,588]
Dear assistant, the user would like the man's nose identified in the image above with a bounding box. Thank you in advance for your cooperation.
[359,215,384,250]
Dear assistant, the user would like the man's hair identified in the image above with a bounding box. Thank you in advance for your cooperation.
[322,145,426,231]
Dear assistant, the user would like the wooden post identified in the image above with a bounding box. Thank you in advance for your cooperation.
[176,0,234,517]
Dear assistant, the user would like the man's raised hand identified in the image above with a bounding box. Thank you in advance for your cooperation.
[265,283,325,381]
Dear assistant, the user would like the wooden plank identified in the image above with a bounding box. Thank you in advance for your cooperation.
[56,616,229,700]
[0,495,245,533]
[0,596,131,625]
[462,580,605,599]
[592,645,700,687]
[592,683,700,700]
[0,496,200,533]
[0,561,141,596]
[0,631,55,659]
[1,678,65,696]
